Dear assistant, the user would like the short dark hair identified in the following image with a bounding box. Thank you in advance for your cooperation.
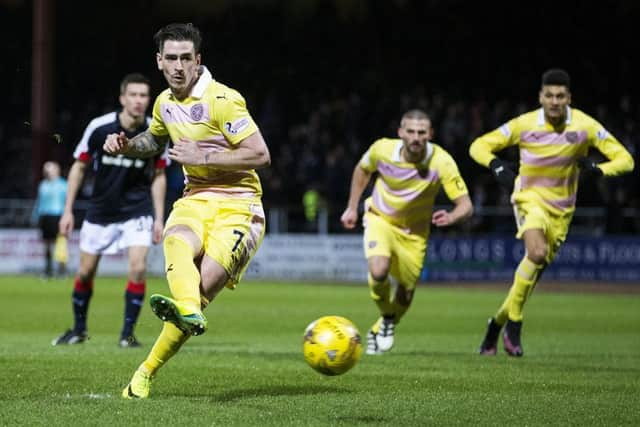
[401,109,430,123]
[120,73,150,94]
[154,23,202,54]
[541,68,571,88]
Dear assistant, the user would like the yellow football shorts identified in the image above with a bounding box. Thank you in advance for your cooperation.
[165,196,266,289]
[363,211,427,290]
[514,200,572,264]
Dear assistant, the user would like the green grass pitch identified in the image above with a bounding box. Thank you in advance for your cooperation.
[0,275,638,426]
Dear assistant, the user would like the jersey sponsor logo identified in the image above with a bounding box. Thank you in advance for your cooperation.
[596,128,608,140]
[101,155,146,169]
[225,117,250,135]
[190,104,204,121]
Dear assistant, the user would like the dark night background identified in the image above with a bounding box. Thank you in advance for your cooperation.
[1,0,639,233]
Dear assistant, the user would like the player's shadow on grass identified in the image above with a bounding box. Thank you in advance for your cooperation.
[208,384,348,403]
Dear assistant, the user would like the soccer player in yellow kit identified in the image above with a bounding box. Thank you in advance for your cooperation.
[470,69,634,357]
[103,23,270,398]
[341,109,473,355]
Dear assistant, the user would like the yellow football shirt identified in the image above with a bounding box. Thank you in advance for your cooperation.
[469,107,634,215]
[360,138,469,237]
[149,66,262,200]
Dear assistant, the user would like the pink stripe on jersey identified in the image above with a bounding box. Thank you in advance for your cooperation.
[520,149,574,167]
[520,130,587,145]
[545,194,577,211]
[378,179,424,202]
[160,103,211,124]
[371,188,398,216]
[184,188,257,198]
[520,174,577,188]
[185,170,255,186]
[377,161,439,182]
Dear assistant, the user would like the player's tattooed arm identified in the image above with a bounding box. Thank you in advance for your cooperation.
[104,130,170,158]
[126,131,170,158]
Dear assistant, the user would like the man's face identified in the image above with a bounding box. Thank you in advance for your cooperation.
[156,40,201,98]
[42,162,59,180]
[119,83,150,118]
[539,85,571,124]
[398,118,432,157]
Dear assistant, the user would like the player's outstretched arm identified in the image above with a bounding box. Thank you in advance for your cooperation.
[169,131,270,170]
[103,130,169,158]
[340,166,371,230]
[432,194,474,227]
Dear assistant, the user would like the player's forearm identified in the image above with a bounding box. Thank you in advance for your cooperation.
[125,131,168,158]
[346,166,371,210]
[203,146,271,170]
[151,170,166,223]
[469,131,507,167]
[448,195,474,224]
[63,161,86,213]
[598,145,635,177]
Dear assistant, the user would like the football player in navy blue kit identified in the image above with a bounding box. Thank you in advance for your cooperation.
[53,73,168,348]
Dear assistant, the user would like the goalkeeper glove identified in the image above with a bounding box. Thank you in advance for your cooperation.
[577,157,603,177]
[489,158,516,191]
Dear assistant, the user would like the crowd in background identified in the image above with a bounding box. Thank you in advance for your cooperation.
[1,0,639,234]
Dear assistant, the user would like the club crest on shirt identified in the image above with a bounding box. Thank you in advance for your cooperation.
[225,117,250,135]
[368,241,377,249]
[190,104,204,121]
[565,131,578,143]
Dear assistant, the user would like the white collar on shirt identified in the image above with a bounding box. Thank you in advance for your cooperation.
[392,140,434,165]
[189,66,213,99]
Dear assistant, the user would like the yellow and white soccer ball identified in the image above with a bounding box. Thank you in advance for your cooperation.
[303,315,362,376]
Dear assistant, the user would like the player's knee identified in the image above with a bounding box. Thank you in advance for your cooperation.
[527,245,547,265]
[163,231,199,258]
[369,268,389,283]
[368,258,390,281]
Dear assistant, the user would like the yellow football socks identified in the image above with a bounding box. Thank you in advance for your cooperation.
[496,257,544,324]
[141,322,189,376]
[163,234,201,313]
[368,273,393,318]
[370,316,383,334]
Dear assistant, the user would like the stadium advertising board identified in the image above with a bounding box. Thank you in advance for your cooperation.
[0,230,637,282]
[422,236,640,282]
